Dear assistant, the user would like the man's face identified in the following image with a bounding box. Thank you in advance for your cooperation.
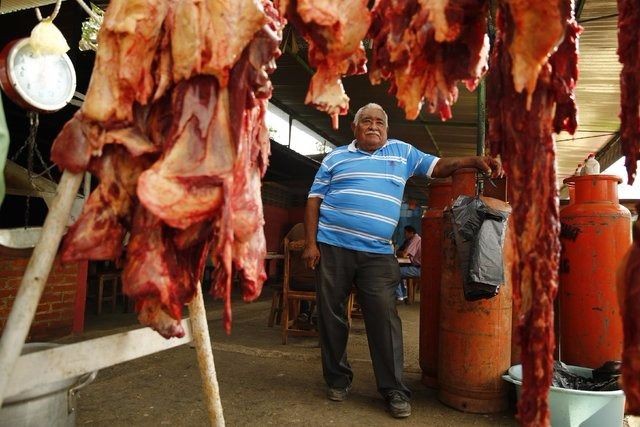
[404,230,413,241]
[351,107,388,152]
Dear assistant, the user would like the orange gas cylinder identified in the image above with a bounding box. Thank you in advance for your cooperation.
[437,168,512,413]
[559,175,631,368]
[568,182,576,205]
[419,179,452,388]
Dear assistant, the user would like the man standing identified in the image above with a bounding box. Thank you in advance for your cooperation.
[395,225,421,303]
[302,103,501,418]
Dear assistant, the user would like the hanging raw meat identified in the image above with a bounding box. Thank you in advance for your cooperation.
[276,0,371,128]
[51,0,284,337]
[368,0,489,120]
[617,206,640,414]
[617,0,640,185]
[487,1,580,426]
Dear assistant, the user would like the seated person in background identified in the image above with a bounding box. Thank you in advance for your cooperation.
[395,225,421,303]
[286,223,317,330]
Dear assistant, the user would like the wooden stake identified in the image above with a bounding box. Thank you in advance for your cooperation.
[188,283,225,427]
[0,171,83,406]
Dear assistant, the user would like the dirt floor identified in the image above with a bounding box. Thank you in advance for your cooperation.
[68,286,519,426]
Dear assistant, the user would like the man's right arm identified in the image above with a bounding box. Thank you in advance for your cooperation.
[302,197,322,269]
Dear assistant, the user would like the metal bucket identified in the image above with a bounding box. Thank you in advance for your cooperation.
[0,343,97,427]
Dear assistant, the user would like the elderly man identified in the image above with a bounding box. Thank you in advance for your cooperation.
[302,103,501,419]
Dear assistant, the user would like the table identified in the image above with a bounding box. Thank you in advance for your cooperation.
[397,257,411,266]
[265,253,285,283]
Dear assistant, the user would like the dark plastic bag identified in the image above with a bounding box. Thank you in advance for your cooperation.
[450,195,510,301]
[551,361,621,391]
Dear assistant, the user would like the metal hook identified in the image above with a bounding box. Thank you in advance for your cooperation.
[476,171,497,197]
[35,0,63,21]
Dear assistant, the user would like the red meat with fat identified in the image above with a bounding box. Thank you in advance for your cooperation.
[487,1,580,425]
[51,0,284,337]
[617,0,640,184]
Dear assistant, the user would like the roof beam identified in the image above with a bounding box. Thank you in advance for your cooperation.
[595,132,622,172]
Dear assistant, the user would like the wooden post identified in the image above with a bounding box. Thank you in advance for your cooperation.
[0,171,83,406]
[188,283,225,427]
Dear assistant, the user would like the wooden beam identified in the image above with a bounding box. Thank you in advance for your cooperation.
[5,320,192,399]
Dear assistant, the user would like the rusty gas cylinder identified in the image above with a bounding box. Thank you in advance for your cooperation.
[559,175,631,367]
[437,168,512,413]
[419,179,452,388]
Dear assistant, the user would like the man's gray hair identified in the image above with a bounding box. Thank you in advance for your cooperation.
[353,103,388,127]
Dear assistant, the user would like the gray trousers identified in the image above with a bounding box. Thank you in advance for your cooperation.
[317,243,410,398]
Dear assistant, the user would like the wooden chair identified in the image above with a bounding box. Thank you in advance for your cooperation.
[267,283,283,327]
[96,273,120,315]
[406,276,420,305]
[280,223,356,344]
[281,236,317,344]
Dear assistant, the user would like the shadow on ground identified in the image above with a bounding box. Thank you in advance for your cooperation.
[68,287,517,426]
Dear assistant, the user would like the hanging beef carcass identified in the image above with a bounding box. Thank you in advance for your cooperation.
[368,0,489,120]
[487,1,581,425]
[51,0,284,337]
[276,0,371,128]
[617,206,640,414]
[617,0,640,406]
[617,0,640,185]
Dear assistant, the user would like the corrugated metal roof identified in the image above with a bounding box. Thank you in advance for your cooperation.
[557,0,620,183]
[0,0,63,14]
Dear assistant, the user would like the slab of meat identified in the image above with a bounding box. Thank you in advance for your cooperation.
[51,0,284,337]
[368,0,489,120]
[487,2,580,425]
[617,207,640,414]
[617,0,640,185]
[277,0,371,128]
[60,146,152,262]
[136,77,230,230]
[503,0,569,109]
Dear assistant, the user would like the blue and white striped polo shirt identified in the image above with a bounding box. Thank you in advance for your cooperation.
[308,139,439,254]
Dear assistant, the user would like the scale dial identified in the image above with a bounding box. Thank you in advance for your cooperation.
[0,38,76,113]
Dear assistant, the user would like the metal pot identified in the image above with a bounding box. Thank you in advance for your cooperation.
[0,343,97,427]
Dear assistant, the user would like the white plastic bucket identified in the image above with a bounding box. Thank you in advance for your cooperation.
[503,364,625,427]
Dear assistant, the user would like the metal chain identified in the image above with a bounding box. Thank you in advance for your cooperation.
[11,112,57,227]
[24,112,39,227]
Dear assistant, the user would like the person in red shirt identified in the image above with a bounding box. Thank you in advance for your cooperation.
[395,225,421,303]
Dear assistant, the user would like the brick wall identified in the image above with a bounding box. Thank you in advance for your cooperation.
[0,251,79,341]
[263,204,292,253]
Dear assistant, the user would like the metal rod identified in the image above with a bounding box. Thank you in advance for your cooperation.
[188,283,225,427]
[575,0,587,20]
[555,132,616,142]
[74,0,101,21]
[578,13,618,24]
[476,77,486,156]
[0,170,83,406]
[418,113,442,157]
